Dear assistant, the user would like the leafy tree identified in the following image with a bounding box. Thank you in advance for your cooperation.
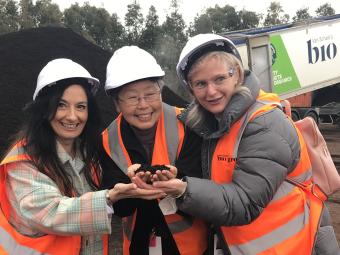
[140,5,162,52]
[238,9,260,29]
[124,1,144,44]
[0,0,19,34]
[315,3,335,17]
[161,0,187,44]
[64,3,125,51]
[19,0,35,29]
[293,7,312,22]
[188,4,251,35]
[206,5,240,33]
[264,2,289,26]
[64,3,93,42]
[33,0,63,27]
[157,0,187,99]
[107,13,125,51]
[81,4,116,50]
[187,13,213,36]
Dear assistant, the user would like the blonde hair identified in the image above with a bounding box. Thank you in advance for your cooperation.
[185,51,251,129]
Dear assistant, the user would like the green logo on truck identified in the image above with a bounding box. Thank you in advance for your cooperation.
[270,35,301,95]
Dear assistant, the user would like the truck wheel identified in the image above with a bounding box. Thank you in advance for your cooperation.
[306,112,319,125]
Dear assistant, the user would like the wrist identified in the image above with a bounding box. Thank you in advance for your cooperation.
[105,190,113,205]
[106,188,119,204]
[174,179,187,198]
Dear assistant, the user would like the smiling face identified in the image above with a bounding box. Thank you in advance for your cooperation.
[116,79,162,130]
[188,53,240,115]
[50,84,88,149]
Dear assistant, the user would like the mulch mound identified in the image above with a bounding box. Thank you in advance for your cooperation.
[0,27,188,156]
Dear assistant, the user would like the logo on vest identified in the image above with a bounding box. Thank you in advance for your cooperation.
[217,154,237,162]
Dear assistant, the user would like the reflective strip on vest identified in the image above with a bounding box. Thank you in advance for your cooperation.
[271,170,312,203]
[162,103,180,165]
[229,205,310,255]
[0,227,43,255]
[106,119,129,174]
[105,103,181,173]
[167,215,193,234]
[1,145,29,165]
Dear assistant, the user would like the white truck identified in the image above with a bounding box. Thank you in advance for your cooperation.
[224,14,340,125]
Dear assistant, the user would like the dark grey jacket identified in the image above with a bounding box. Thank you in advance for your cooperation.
[177,71,339,254]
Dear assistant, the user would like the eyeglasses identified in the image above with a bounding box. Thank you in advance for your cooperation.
[189,67,235,91]
[118,90,161,106]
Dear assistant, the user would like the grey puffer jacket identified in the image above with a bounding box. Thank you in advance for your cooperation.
[177,71,339,254]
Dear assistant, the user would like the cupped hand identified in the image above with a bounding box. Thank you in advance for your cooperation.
[127,164,141,179]
[108,183,166,202]
[131,175,156,190]
[127,163,153,184]
[151,165,177,182]
[152,178,187,198]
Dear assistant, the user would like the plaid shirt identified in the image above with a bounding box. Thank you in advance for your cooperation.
[5,142,111,255]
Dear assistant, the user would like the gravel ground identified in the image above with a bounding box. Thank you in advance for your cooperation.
[321,123,340,244]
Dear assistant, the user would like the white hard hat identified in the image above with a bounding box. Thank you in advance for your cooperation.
[33,58,100,100]
[176,33,241,88]
[105,46,165,91]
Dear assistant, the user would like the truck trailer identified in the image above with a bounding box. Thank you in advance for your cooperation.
[224,14,340,125]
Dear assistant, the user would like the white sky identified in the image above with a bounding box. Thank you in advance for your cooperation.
[52,0,340,25]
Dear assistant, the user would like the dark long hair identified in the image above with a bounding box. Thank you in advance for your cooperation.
[19,78,102,196]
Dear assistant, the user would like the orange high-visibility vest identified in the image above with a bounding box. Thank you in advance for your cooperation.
[211,91,324,255]
[0,141,108,255]
[102,103,208,255]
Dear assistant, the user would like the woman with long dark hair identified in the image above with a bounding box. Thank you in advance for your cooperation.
[0,58,165,255]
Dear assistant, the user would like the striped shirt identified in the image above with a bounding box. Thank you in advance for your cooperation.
[5,142,112,255]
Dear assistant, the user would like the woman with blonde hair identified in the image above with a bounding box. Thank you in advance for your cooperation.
[142,34,340,255]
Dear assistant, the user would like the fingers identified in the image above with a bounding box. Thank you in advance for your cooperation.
[152,180,173,189]
[127,163,141,178]
[112,182,165,200]
[122,186,166,199]
[166,165,177,177]
[151,167,176,182]
[132,176,156,190]
[115,183,137,192]
[134,188,166,200]
[153,179,187,198]
[154,170,167,181]
[141,171,152,183]
[139,193,167,200]
[162,170,176,180]
[152,178,181,190]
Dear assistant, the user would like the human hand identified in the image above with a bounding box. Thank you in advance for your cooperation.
[131,175,156,190]
[108,183,166,202]
[128,163,175,185]
[127,163,153,184]
[151,165,178,182]
[130,165,178,191]
[152,178,187,198]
